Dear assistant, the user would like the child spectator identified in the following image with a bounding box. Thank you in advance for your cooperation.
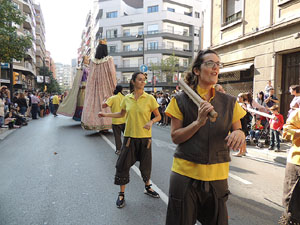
[249,118,264,144]
[269,105,284,152]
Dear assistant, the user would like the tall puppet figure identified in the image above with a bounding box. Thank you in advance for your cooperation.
[57,56,89,121]
[81,39,117,130]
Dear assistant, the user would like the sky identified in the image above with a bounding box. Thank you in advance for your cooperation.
[35,0,94,65]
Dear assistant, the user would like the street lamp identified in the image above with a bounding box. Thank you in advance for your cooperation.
[135,34,145,65]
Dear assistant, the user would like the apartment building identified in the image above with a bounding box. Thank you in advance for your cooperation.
[203,0,300,118]
[89,0,202,90]
[45,50,56,79]
[0,0,48,91]
[55,63,72,90]
[78,11,93,66]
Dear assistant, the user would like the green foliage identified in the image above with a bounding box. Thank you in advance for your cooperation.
[37,66,61,94]
[0,0,32,62]
[150,54,179,83]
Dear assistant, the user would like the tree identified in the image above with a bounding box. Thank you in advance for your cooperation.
[37,66,61,94]
[0,0,32,63]
[150,54,179,84]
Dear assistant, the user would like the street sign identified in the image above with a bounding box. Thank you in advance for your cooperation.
[1,63,9,69]
[140,64,148,73]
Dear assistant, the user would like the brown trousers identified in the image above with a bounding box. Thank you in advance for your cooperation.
[114,137,152,185]
[281,163,300,224]
[112,123,125,151]
[166,172,229,225]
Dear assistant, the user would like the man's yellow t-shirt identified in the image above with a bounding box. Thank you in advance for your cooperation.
[120,92,159,138]
[52,95,59,105]
[106,93,126,125]
[165,87,246,181]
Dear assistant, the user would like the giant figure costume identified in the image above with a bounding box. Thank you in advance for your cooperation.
[81,40,117,130]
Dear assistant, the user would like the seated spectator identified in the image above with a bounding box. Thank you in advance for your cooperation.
[249,118,264,143]
[287,84,300,118]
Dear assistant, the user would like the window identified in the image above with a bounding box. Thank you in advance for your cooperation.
[183,28,189,36]
[123,29,130,37]
[138,27,144,35]
[184,12,192,17]
[106,11,118,18]
[148,5,159,13]
[223,0,243,26]
[138,58,143,66]
[123,59,130,67]
[166,41,174,49]
[147,24,159,34]
[167,25,174,33]
[148,41,158,50]
[167,7,175,12]
[183,44,188,51]
[195,12,200,18]
[106,29,118,38]
[183,59,188,67]
[138,43,143,51]
[123,45,130,52]
[108,45,116,53]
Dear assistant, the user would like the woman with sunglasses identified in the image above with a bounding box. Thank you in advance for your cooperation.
[98,72,161,208]
[165,49,246,225]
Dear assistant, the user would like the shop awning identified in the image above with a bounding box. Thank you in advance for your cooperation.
[219,62,253,74]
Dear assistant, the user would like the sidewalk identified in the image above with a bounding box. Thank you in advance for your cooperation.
[0,127,16,141]
[244,141,289,165]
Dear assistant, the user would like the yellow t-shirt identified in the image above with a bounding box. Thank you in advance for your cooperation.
[106,93,126,125]
[52,95,59,105]
[165,87,246,181]
[120,92,159,138]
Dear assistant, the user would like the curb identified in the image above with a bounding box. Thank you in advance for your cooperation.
[0,129,16,141]
[246,146,287,165]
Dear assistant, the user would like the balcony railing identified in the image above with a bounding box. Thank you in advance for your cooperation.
[110,45,191,53]
[222,11,242,27]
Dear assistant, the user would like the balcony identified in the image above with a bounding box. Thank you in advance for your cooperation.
[23,14,33,30]
[110,46,193,57]
[116,64,140,72]
[106,29,194,42]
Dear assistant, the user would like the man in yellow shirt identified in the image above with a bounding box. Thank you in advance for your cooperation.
[102,85,126,155]
[280,110,300,224]
[165,49,246,225]
[52,93,60,117]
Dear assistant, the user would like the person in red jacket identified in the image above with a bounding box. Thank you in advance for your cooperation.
[268,105,284,152]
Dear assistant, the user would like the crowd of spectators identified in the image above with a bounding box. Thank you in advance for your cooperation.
[0,85,64,130]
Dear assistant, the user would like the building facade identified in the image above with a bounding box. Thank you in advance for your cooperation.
[82,0,203,91]
[0,0,49,91]
[55,63,72,91]
[203,0,300,118]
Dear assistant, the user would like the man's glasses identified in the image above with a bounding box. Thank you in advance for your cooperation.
[203,61,224,68]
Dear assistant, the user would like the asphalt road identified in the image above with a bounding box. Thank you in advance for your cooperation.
[0,115,285,225]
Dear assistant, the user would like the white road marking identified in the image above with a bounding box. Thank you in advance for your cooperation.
[101,135,169,205]
[229,173,252,185]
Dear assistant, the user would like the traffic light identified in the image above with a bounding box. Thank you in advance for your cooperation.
[13,72,19,85]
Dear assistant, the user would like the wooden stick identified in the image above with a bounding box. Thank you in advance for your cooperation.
[179,79,218,122]
[246,108,274,119]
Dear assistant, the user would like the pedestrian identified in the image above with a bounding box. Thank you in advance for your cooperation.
[52,93,59,117]
[268,104,284,152]
[102,85,126,155]
[98,72,161,208]
[287,84,300,118]
[164,49,246,225]
[280,110,300,225]
[264,87,279,109]
[30,92,40,119]
[16,92,28,116]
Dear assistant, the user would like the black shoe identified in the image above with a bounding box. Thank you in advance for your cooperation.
[275,147,280,152]
[144,184,160,198]
[268,146,274,150]
[116,192,125,208]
